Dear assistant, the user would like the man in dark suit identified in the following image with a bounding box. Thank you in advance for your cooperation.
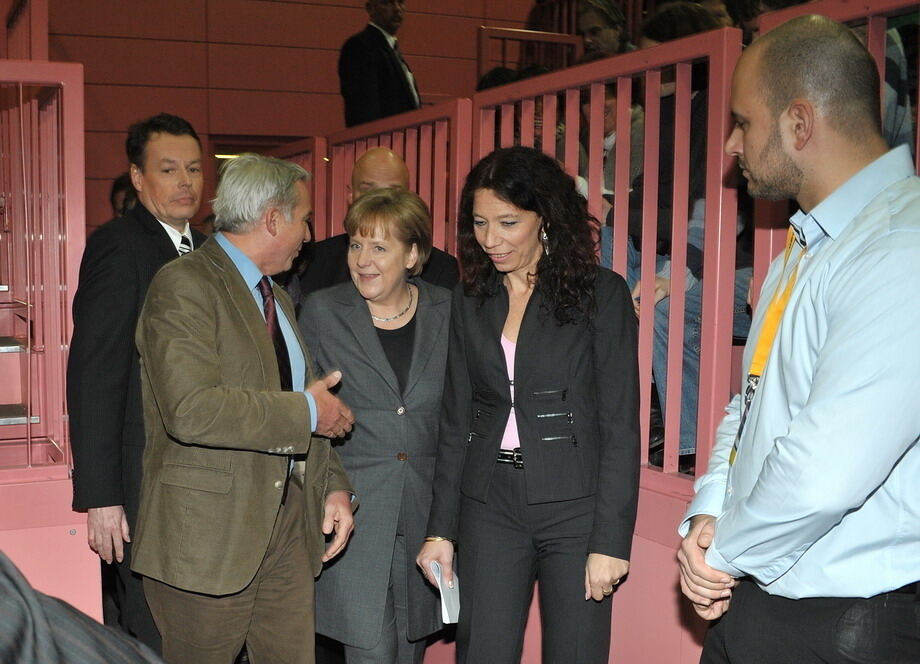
[339,0,420,127]
[67,113,207,654]
[300,147,458,298]
[132,153,356,664]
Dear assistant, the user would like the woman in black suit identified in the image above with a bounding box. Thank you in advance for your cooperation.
[417,146,640,663]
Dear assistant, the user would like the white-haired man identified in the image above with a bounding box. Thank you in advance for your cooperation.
[132,154,356,664]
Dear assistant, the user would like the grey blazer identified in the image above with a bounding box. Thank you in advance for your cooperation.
[299,278,450,648]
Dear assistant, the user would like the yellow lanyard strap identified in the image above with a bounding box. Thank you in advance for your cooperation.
[749,227,805,378]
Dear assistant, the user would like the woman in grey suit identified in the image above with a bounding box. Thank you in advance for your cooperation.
[300,188,450,664]
[417,147,640,663]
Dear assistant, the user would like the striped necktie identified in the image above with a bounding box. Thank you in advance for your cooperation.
[178,235,192,256]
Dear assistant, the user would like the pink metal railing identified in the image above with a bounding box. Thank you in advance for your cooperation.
[319,99,472,254]
[0,59,85,482]
[471,28,743,482]
[266,136,329,246]
[477,27,584,79]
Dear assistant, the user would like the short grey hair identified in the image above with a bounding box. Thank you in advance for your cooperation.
[212,153,311,233]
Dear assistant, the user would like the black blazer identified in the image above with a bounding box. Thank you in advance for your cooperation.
[67,203,205,514]
[299,232,459,297]
[427,267,641,559]
[338,24,420,127]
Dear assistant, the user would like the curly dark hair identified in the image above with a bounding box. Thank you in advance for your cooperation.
[458,146,599,324]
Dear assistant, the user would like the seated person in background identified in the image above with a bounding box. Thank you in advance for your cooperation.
[573,74,645,203]
[109,171,136,218]
[577,0,634,56]
[299,147,459,297]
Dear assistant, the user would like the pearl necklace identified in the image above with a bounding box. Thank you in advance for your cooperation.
[370,284,413,322]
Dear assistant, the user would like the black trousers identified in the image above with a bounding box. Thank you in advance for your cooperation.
[701,579,920,664]
[456,462,613,664]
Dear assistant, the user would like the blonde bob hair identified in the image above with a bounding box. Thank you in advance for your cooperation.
[343,187,433,277]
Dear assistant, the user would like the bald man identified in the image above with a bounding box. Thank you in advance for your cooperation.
[298,147,458,297]
[677,16,920,663]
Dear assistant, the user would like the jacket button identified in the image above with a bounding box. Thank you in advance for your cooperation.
[396,452,408,461]
[396,406,406,415]
[274,480,284,489]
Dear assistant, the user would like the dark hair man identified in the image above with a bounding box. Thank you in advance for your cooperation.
[132,154,356,664]
[678,16,920,662]
[67,112,206,654]
[338,0,420,127]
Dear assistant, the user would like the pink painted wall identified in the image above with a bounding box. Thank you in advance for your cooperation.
[46,0,535,233]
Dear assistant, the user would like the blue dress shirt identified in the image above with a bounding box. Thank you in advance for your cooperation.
[214,232,317,430]
[680,145,920,599]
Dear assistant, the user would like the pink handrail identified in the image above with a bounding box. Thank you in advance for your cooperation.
[477,27,584,79]
[266,136,329,246]
[320,99,472,254]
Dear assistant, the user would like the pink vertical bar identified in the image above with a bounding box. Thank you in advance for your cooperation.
[354,139,367,163]
[391,131,404,159]
[694,29,742,472]
[499,102,514,147]
[637,68,662,465]
[477,106,496,161]
[520,98,535,148]
[405,127,419,191]
[378,134,391,149]
[586,82,604,229]
[366,136,380,150]
[750,200,788,311]
[866,15,887,105]
[610,75,633,276]
[330,144,350,237]
[418,123,433,209]
[432,118,449,251]
[311,137,328,242]
[541,92,557,159]
[662,62,691,474]
[563,87,580,176]
[450,99,473,256]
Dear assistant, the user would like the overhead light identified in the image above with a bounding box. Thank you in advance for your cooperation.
[214,154,240,160]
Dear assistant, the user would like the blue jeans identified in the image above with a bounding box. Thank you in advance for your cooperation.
[601,228,751,454]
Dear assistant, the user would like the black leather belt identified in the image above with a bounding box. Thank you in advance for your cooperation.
[497,448,524,469]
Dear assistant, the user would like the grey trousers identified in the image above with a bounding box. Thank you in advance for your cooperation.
[342,515,426,664]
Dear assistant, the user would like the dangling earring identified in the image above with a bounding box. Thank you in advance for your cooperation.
[541,226,550,256]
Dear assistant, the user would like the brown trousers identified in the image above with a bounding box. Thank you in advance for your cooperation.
[143,482,314,664]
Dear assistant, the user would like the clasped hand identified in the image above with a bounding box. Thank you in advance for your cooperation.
[307,370,355,439]
[677,515,736,619]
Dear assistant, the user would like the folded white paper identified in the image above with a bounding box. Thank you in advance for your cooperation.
[429,561,460,624]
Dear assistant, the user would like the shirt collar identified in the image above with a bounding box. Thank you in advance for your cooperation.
[790,144,914,248]
[369,22,398,49]
[156,219,191,251]
[214,231,270,292]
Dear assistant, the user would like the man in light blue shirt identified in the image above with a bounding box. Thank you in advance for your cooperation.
[678,15,920,663]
